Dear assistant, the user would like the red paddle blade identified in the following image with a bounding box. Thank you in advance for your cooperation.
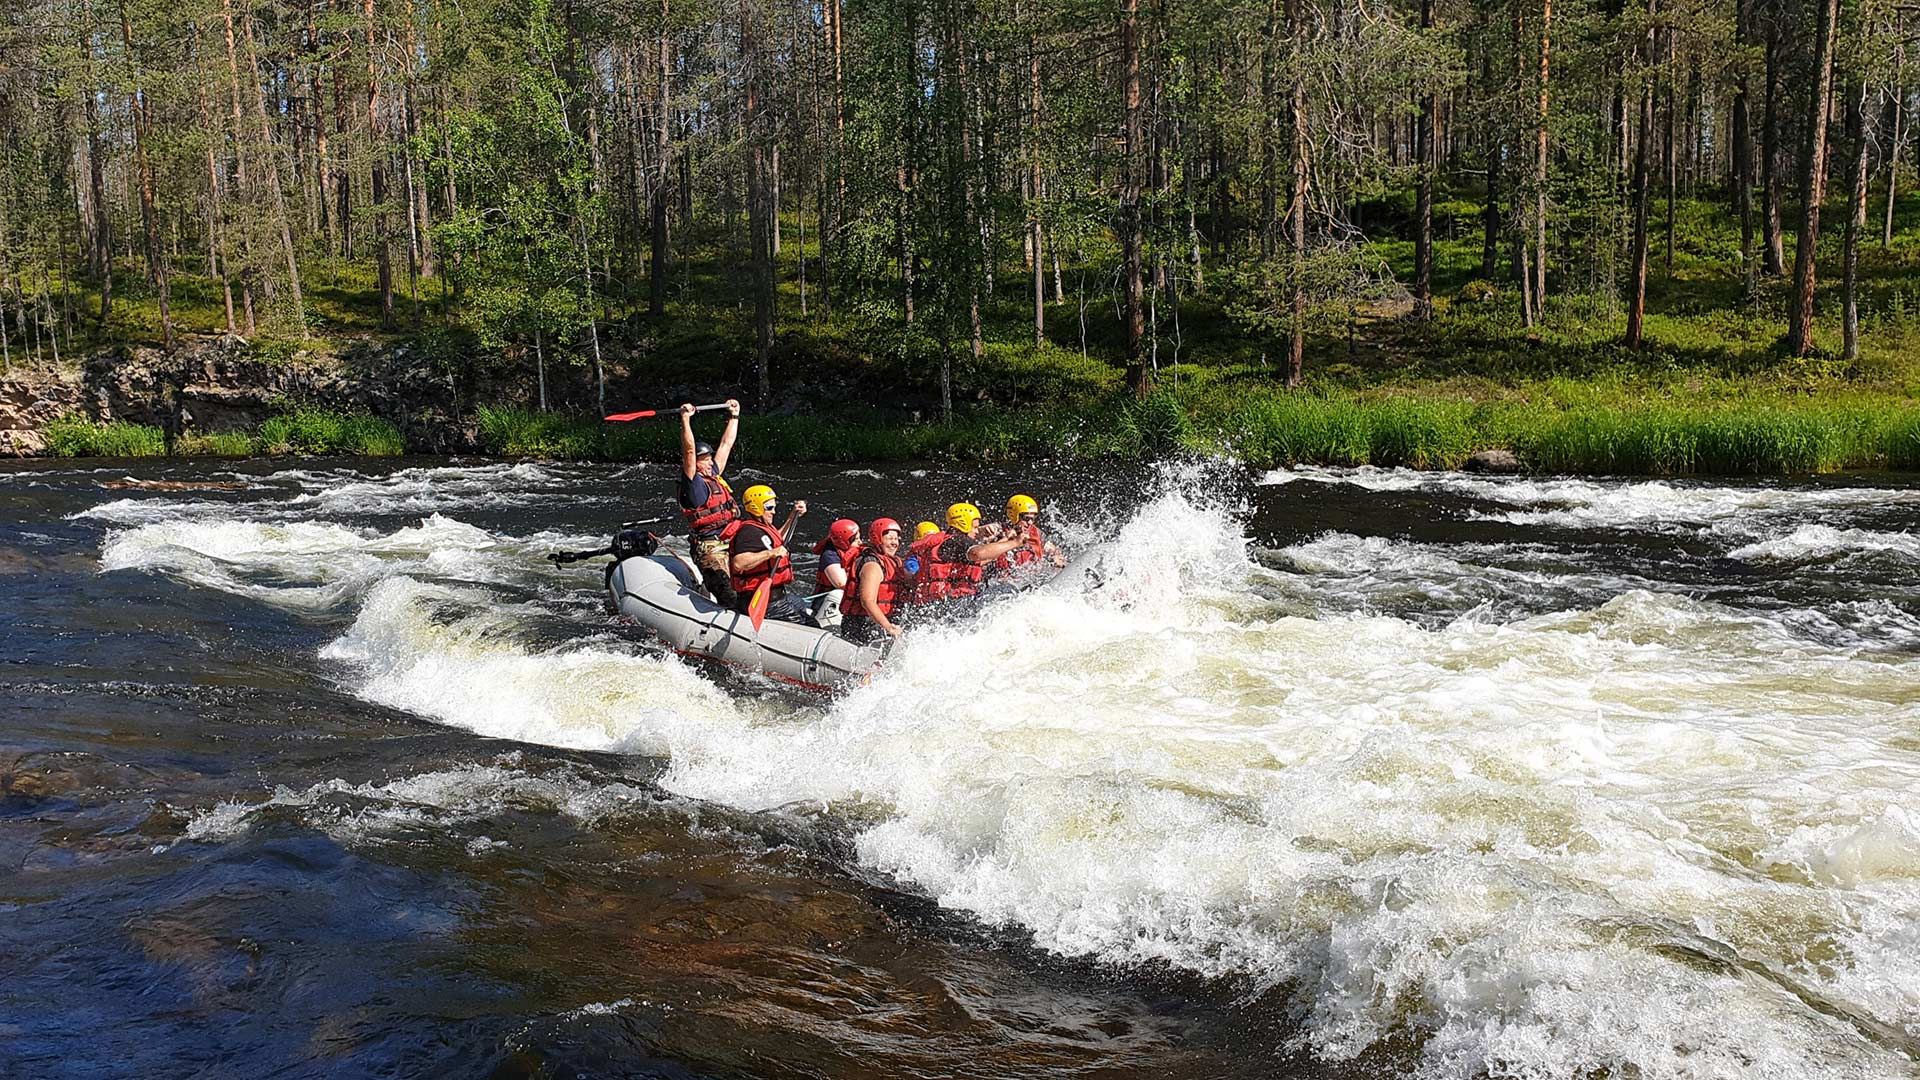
[602,409,659,422]
[747,578,772,632]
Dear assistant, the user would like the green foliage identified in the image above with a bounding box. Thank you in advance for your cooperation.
[256,411,405,456]
[42,415,166,458]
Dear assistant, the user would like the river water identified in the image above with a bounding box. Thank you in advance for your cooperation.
[4,456,1918,1079]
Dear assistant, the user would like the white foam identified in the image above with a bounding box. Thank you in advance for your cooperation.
[119,461,1920,1078]
[98,513,512,610]
[1730,524,1920,564]
[179,756,659,846]
[1265,466,1920,538]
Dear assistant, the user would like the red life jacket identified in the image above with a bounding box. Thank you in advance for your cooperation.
[841,550,905,620]
[909,530,984,602]
[816,541,863,589]
[728,519,794,594]
[681,473,739,537]
[996,524,1048,571]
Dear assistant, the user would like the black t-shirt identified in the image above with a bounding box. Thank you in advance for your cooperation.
[729,520,779,563]
[934,534,975,566]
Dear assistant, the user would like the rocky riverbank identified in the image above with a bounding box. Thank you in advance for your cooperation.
[0,335,491,456]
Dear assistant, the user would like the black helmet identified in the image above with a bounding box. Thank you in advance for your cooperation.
[694,440,715,458]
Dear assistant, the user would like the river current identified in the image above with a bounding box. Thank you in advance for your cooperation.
[3,456,1917,1079]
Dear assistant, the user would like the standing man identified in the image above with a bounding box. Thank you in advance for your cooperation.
[728,484,816,626]
[678,399,742,605]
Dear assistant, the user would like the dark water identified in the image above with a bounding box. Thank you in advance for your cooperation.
[4,457,1918,1079]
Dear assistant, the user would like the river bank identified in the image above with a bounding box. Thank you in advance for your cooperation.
[9,304,1920,475]
[21,386,1920,477]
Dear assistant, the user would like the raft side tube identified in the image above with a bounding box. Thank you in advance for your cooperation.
[608,554,884,689]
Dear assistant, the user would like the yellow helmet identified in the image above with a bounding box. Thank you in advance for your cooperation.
[741,484,778,518]
[914,521,939,540]
[1006,494,1038,522]
[945,502,981,533]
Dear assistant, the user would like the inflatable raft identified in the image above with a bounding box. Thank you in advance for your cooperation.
[606,551,887,691]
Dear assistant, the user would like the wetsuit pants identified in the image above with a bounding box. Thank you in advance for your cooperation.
[730,588,820,628]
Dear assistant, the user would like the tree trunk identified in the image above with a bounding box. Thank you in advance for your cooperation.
[1786,0,1840,357]
[1886,57,1904,248]
[81,81,113,322]
[1732,0,1754,295]
[240,1,305,323]
[1625,0,1656,348]
[1413,0,1434,319]
[1480,47,1499,281]
[119,0,172,347]
[743,0,773,405]
[1532,0,1549,318]
[195,35,237,333]
[1029,20,1045,346]
[1663,28,1675,275]
[311,0,337,257]
[1842,81,1869,361]
[363,0,394,325]
[1121,0,1148,398]
[1760,24,1786,276]
[1259,0,1278,258]
[1510,0,1534,326]
[650,0,671,318]
[1286,0,1306,386]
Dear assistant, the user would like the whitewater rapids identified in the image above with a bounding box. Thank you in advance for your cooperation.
[91,460,1920,1079]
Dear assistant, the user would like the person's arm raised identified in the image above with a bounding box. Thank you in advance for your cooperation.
[678,403,699,480]
[713,399,741,474]
[780,499,809,542]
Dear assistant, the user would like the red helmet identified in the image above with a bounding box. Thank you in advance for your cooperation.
[868,517,902,546]
[828,518,860,550]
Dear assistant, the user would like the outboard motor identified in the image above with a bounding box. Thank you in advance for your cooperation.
[546,522,659,566]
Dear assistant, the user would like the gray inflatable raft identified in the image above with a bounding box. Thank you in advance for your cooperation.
[607,553,887,691]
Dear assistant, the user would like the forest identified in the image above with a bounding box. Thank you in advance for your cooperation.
[3,0,1918,468]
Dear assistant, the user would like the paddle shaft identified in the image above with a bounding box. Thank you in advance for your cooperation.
[603,402,731,422]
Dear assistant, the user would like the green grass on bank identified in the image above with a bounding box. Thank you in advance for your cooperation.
[42,394,1920,475]
[474,389,1920,476]
[43,409,404,459]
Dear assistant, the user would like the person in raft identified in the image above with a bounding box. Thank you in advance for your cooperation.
[728,483,817,626]
[996,493,1068,573]
[908,502,1028,607]
[677,399,742,605]
[914,521,939,542]
[840,518,913,642]
[811,517,862,627]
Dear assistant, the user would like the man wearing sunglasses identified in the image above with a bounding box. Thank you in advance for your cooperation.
[997,493,1066,572]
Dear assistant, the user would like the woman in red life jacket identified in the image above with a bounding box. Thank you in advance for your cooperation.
[994,493,1067,574]
[841,518,912,642]
[909,502,1028,605]
[676,399,741,604]
[811,518,862,626]
[727,484,817,626]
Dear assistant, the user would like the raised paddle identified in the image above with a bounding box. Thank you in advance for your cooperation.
[603,402,731,422]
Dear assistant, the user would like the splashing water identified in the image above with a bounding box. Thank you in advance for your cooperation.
[93,460,1920,1079]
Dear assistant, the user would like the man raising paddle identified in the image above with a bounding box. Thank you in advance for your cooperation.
[678,398,742,605]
